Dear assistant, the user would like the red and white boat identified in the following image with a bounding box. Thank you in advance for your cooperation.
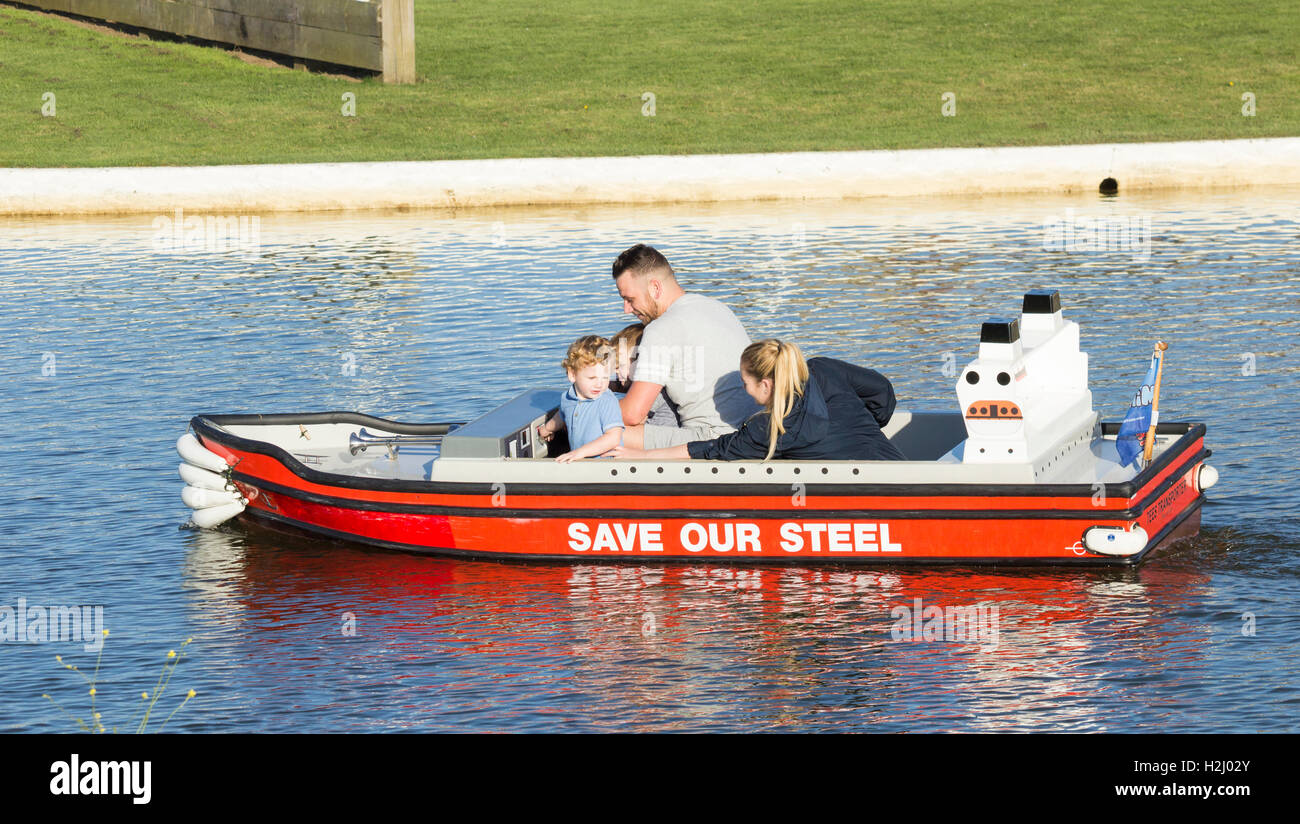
[177,291,1216,566]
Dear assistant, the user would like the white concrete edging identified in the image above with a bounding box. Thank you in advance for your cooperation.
[3,137,1299,216]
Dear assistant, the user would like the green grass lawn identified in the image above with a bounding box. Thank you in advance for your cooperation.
[1,0,1296,167]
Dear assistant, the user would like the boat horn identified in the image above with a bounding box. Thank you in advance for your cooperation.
[348,428,445,457]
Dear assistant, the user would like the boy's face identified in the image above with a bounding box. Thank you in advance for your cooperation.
[567,362,611,400]
[613,338,638,382]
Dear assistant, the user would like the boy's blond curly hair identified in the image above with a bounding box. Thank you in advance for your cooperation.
[561,335,614,372]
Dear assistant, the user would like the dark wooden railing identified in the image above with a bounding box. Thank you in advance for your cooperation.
[21,0,415,82]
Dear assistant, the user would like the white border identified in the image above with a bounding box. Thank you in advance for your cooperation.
[4,137,1299,216]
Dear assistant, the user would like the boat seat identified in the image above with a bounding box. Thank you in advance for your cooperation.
[881,411,968,461]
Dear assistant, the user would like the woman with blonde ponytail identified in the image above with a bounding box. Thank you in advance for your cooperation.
[742,339,810,460]
[608,339,906,462]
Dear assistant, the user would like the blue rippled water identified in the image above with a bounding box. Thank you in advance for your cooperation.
[1,187,1297,732]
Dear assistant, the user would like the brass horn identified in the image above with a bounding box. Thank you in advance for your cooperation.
[348,428,445,457]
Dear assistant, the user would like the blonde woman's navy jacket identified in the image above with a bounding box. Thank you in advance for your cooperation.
[686,357,907,461]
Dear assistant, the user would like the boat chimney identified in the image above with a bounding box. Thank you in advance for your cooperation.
[1020,289,1064,347]
[978,318,1023,363]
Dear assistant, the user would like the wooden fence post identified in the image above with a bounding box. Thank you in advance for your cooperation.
[380,0,416,84]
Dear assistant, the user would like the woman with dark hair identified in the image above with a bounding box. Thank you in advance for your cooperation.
[607,339,907,462]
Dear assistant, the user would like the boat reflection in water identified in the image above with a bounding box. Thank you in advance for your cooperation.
[181,518,1216,732]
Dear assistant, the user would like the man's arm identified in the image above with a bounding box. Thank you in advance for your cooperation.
[618,381,664,427]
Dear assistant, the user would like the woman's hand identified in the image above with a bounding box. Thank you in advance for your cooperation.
[603,445,647,459]
[605,443,690,460]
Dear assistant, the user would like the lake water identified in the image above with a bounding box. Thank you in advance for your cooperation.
[2,187,1297,732]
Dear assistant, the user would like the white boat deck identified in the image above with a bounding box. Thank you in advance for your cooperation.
[217,410,1154,487]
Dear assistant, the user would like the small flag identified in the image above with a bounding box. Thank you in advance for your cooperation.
[1116,352,1160,468]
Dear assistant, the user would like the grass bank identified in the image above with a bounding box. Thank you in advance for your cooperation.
[1,0,1296,167]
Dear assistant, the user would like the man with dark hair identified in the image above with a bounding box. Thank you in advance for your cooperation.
[611,244,674,286]
[610,244,759,449]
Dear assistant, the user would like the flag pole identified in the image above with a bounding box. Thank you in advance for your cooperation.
[1142,341,1169,465]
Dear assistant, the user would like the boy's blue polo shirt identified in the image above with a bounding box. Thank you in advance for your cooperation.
[560,387,624,453]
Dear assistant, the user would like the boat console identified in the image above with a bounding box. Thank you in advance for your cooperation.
[439,388,563,459]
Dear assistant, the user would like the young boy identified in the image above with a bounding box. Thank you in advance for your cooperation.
[608,323,680,427]
[538,335,624,462]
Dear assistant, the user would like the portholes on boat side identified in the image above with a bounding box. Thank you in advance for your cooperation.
[822,467,829,474]
[711,467,718,474]
[997,372,1011,385]
[852,468,860,475]
[965,371,980,384]
[684,467,690,474]
[739,468,746,474]
[793,468,800,474]
[765,467,773,474]
[1100,177,1119,195]
[657,466,664,473]
[629,466,637,473]
[611,469,618,475]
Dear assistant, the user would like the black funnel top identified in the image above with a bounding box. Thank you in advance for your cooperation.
[1022,289,1061,314]
[980,319,1021,344]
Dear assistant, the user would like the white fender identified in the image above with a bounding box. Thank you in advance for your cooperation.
[178,462,236,493]
[190,501,245,529]
[1083,525,1149,556]
[1198,464,1219,491]
[181,485,244,510]
[177,433,229,473]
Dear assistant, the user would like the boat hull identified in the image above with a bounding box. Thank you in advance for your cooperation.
[190,414,1209,566]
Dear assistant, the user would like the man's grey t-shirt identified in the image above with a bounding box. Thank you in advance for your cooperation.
[633,293,760,436]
